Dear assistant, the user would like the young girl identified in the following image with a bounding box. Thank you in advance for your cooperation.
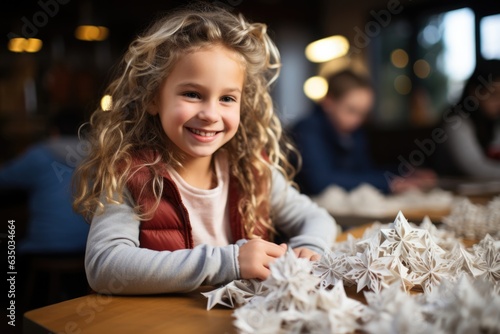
[74,5,336,294]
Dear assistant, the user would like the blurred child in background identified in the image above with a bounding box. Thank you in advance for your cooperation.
[292,70,436,195]
[435,60,500,178]
[0,108,89,254]
[0,107,89,309]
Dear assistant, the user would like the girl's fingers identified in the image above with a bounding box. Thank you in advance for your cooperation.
[257,266,270,280]
[293,247,321,261]
[311,254,321,261]
[265,242,287,257]
[263,254,284,269]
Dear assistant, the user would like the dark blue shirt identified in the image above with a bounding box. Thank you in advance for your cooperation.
[0,138,89,254]
[292,106,390,195]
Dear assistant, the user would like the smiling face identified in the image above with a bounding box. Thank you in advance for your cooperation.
[150,44,245,163]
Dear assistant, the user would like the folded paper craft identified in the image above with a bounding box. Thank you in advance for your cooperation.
[443,196,500,239]
[203,211,500,334]
[312,183,455,217]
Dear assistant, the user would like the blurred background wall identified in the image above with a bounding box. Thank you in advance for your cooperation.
[1,0,499,162]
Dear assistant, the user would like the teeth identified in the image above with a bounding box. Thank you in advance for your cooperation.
[189,128,217,137]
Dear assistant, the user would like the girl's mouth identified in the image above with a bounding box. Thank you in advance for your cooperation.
[187,127,220,137]
[186,127,224,143]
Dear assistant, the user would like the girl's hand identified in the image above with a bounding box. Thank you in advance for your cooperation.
[390,177,421,193]
[238,239,287,280]
[390,168,437,193]
[293,247,321,261]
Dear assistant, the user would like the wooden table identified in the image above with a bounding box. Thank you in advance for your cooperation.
[333,192,497,229]
[24,229,363,334]
[24,287,236,334]
[334,208,450,228]
[20,224,447,333]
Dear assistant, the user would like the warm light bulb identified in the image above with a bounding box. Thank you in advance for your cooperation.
[7,38,26,53]
[75,25,109,41]
[304,76,328,100]
[7,38,42,53]
[25,38,43,53]
[391,49,409,68]
[305,35,349,63]
[414,59,431,79]
[96,27,109,41]
[100,95,113,111]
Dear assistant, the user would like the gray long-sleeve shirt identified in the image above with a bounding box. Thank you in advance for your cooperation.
[444,118,500,178]
[85,169,337,295]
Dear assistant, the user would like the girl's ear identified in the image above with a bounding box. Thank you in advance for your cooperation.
[147,97,159,116]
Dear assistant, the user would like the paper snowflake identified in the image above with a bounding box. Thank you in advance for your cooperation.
[474,235,500,283]
[233,304,282,334]
[449,244,486,277]
[263,249,319,310]
[408,249,454,293]
[332,233,358,256]
[379,211,426,260]
[388,257,414,292]
[317,281,366,334]
[419,275,500,334]
[443,196,500,239]
[362,283,435,334]
[312,183,454,217]
[312,250,350,288]
[345,246,395,293]
[204,211,500,334]
[201,279,265,310]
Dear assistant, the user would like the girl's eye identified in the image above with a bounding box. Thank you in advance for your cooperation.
[220,96,236,103]
[183,92,200,99]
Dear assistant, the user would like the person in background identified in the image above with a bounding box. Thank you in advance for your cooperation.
[0,107,90,309]
[435,60,500,178]
[292,70,436,196]
[0,108,89,253]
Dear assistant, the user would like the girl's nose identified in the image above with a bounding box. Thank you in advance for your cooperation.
[197,101,220,123]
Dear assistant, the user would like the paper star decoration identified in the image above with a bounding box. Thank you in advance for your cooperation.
[407,249,454,293]
[418,275,500,334]
[443,196,500,239]
[202,209,500,334]
[201,279,266,310]
[317,281,366,334]
[230,250,366,334]
[312,183,454,218]
[363,283,436,334]
[345,247,394,293]
[475,235,500,283]
[380,211,427,260]
[313,250,349,288]
[389,257,414,292]
[449,244,486,277]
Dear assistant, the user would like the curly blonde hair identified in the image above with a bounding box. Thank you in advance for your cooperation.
[73,4,297,238]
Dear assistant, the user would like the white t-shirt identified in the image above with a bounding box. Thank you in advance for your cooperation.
[167,153,232,247]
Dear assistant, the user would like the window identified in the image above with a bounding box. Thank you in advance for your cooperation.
[441,8,476,101]
[373,6,480,127]
[481,14,500,60]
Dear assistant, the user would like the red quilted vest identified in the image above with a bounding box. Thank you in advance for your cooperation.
[126,152,268,251]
